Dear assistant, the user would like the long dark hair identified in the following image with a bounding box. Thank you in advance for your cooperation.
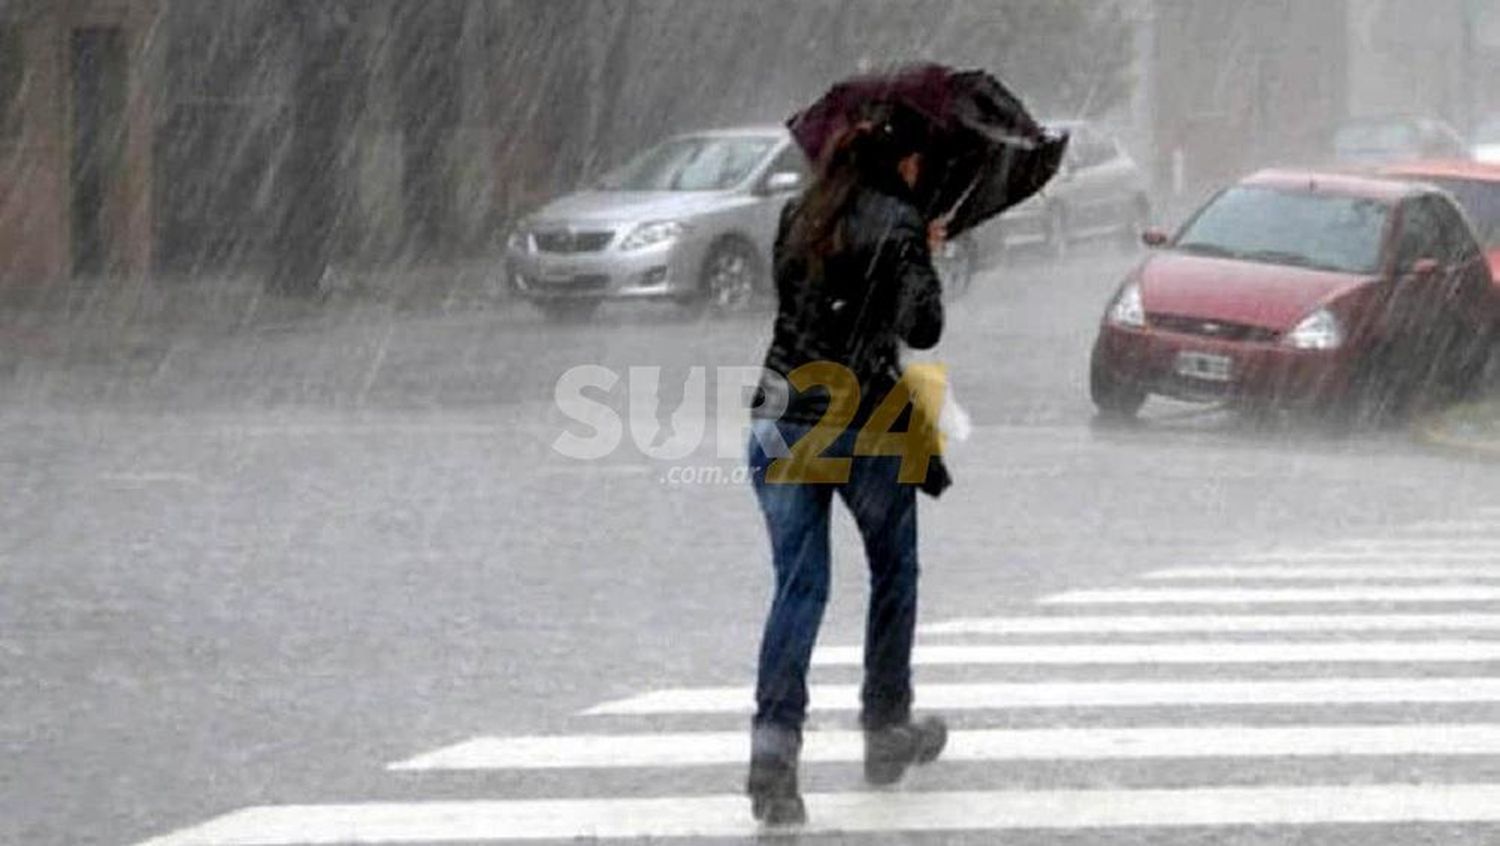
[783,107,928,276]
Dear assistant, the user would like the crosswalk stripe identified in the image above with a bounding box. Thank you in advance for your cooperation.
[811,640,1500,666]
[1250,550,1500,561]
[133,784,1500,843]
[1144,565,1500,581]
[1394,520,1500,534]
[1328,539,1500,550]
[583,677,1500,716]
[919,613,1500,636]
[1040,586,1500,605]
[387,723,1500,771]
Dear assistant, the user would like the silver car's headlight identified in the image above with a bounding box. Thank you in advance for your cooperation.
[620,220,687,251]
[1285,308,1343,350]
[1108,282,1146,328]
[507,228,531,253]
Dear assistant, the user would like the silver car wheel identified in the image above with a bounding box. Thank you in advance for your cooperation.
[705,244,757,312]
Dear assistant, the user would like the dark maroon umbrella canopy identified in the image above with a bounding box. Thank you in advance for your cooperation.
[788,63,1069,237]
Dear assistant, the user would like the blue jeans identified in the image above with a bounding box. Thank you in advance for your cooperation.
[748,419,920,733]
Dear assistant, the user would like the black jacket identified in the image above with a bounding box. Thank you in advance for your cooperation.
[754,183,945,428]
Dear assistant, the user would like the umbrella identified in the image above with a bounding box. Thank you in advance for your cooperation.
[787,63,1069,238]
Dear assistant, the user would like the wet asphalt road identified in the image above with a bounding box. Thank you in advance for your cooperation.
[3,245,1500,845]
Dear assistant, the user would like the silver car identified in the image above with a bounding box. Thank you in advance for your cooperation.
[506,127,809,320]
[974,119,1149,260]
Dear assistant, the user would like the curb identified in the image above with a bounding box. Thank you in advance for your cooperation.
[1415,398,1500,461]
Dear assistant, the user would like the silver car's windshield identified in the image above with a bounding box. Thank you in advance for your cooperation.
[1175,186,1389,275]
[597,136,777,191]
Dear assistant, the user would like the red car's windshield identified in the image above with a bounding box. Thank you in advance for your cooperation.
[1420,178,1500,248]
[1174,186,1389,275]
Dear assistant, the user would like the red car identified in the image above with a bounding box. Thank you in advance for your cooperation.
[1090,169,1498,420]
[1380,160,1500,282]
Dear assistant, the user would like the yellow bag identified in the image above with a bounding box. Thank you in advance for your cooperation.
[855,361,958,496]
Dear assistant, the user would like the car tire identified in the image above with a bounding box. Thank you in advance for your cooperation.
[934,235,976,300]
[1446,323,1494,402]
[1045,205,1070,260]
[1337,345,1411,427]
[1473,328,1500,395]
[535,299,601,323]
[1089,351,1146,420]
[688,238,762,317]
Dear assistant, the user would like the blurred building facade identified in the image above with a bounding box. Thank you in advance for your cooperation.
[1145,0,1500,213]
[1,0,1497,289]
[1,0,1142,291]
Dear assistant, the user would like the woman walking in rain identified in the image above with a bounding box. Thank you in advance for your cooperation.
[745,104,949,826]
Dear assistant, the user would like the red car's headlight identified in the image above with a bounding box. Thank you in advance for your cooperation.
[1108,282,1146,328]
[1284,308,1343,350]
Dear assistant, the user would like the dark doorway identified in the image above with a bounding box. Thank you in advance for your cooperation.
[70,27,127,276]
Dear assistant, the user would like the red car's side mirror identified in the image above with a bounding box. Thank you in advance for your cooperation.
[1141,228,1169,248]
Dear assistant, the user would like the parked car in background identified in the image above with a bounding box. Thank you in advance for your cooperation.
[1470,115,1500,163]
[506,127,808,320]
[973,119,1149,261]
[1090,169,1497,421]
[507,126,978,321]
[1332,115,1469,165]
[1381,160,1500,282]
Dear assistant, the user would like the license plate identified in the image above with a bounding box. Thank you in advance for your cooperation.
[537,259,578,281]
[1175,351,1234,382]
[538,269,583,286]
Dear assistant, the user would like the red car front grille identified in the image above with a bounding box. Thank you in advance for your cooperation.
[1149,313,1280,343]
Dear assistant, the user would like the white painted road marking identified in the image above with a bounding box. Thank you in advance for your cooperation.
[1144,565,1500,581]
[134,509,1500,844]
[811,640,1500,666]
[1328,539,1500,550]
[1041,586,1500,605]
[388,723,1500,771]
[134,784,1500,844]
[584,677,1500,716]
[1392,520,1500,535]
[1250,550,1500,561]
[919,612,1500,636]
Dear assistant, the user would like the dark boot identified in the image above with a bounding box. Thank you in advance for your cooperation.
[864,715,947,786]
[746,724,807,825]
